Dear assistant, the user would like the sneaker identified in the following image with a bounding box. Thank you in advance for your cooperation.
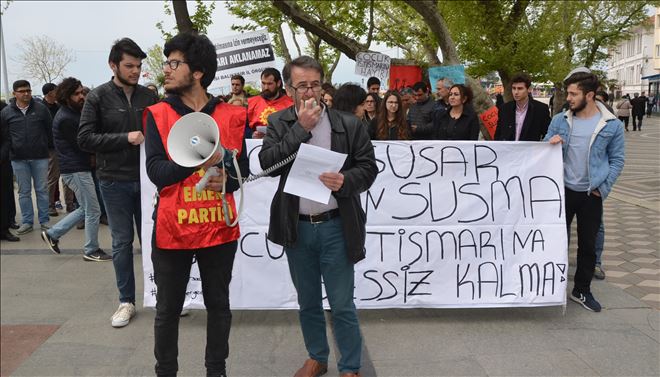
[76,221,85,230]
[16,224,33,235]
[594,265,606,280]
[83,249,112,262]
[9,222,19,230]
[40,224,50,230]
[40,230,61,254]
[570,290,601,312]
[48,207,59,216]
[111,303,136,328]
[55,201,63,210]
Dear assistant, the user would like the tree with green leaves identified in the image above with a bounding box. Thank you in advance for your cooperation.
[143,45,165,88]
[225,0,377,83]
[156,0,216,39]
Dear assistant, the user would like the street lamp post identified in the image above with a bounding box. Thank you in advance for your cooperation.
[0,15,10,99]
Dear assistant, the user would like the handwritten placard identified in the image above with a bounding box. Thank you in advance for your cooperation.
[355,52,391,83]
[479,106,499,140]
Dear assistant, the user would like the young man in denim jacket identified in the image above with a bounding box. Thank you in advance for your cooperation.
[545,69,625,312]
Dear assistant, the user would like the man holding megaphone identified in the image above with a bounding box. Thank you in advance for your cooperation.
[144,32,249,377]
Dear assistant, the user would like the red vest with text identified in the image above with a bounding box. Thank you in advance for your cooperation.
[247,94,293,130]
[146,102,245,250]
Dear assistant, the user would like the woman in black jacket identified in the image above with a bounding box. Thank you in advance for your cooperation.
[434,84,480,140]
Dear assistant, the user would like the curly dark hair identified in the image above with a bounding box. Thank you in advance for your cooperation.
[55,77,82,105]
[164,33,218,89]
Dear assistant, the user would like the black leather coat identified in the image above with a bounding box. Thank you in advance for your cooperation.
[259,106,378,263]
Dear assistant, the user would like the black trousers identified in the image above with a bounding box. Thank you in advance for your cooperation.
[1,161,15,233]
[565,188,603,294]
[618,116,629,130]
[632,113,643,130]
[152,240,237,377]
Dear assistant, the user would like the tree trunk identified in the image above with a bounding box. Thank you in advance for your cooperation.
[326,52,341,84]
[552,82,566,116]
[402,0,459,65]
[276,24,292,63]
[498,70,513,103]
[172,0,195,34]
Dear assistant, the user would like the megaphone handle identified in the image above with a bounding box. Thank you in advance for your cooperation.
[195,167,219,193]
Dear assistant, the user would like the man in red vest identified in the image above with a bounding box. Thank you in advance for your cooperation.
[247,67,293,139]
[144,32,249,377]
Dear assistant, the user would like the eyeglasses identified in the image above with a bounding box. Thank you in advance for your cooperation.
[290,83,322,94]
[162,60,188,70]
[15,89,32,94]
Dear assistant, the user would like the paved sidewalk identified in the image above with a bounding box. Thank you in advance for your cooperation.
[1,117,659,376]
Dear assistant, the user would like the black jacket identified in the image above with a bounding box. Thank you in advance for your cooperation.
[41,100,59,149]
[434,106,480,140]
[494,98,550,141]
[0,98,52,160]
[631,96,647,116]
[408,96,436,140]
[259,106,378,263]
[78,79,158,181]
[53,105,92,174]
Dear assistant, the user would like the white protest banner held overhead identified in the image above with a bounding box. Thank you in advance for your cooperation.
[140,140,568,310]
[208,29,275,93]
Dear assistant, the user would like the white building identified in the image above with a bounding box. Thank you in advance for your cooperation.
[607,16,654,98]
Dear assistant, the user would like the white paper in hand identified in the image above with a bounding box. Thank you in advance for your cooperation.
[283,143,347,204]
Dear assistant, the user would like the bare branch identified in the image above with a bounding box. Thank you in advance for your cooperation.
[15,35,75,84]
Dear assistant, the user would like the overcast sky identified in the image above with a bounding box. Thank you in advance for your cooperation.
[1,0,368,95]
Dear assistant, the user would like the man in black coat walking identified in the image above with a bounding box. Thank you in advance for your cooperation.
[630,92,647,131]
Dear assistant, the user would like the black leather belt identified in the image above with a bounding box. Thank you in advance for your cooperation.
[299,209,340,224]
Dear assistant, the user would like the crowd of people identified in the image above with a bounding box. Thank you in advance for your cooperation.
[0,32,627,377]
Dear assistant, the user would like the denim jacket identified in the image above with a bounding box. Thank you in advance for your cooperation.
[544,101,625,199]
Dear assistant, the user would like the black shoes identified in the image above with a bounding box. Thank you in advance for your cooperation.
[83,249,112,262]
[40,230,61,254]
[570,290,602,312]
[1,231,20,242]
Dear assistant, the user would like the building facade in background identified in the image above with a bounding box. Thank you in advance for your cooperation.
[607,16,654,98]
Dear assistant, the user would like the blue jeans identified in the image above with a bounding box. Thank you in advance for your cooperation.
[92,170,106,216]
[595,216,605,266]
[47,172,101,255]
[285,217,362,374]
[11,159,49,225]
[100,180,141,304]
